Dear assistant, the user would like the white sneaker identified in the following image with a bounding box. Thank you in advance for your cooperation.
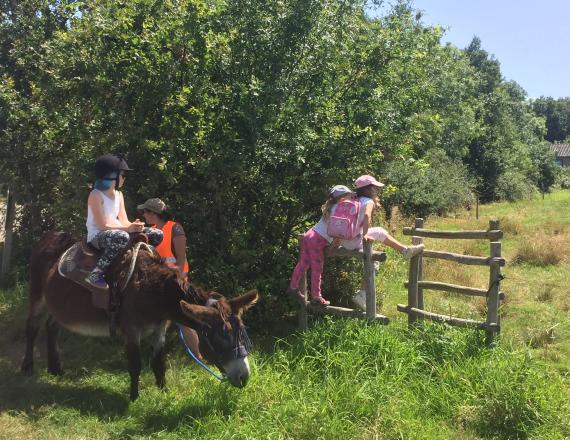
[402,244,424,260]
[374,261,380,272]
[352,290,367,311]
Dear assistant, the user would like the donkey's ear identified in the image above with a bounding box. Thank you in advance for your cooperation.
[180,301,219,326]
[229,289,259,316]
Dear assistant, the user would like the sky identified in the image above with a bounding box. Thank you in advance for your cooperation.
[384,0,570,99]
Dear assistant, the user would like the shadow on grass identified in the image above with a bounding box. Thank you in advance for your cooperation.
[0,365,130,418]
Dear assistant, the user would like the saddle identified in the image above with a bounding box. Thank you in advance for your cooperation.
[58,235,156,313]
[57,239,110,310]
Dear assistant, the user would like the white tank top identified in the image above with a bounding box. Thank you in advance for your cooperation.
[86,189,123,242]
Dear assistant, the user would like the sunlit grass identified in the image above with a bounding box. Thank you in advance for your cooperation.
[2,191,570,438]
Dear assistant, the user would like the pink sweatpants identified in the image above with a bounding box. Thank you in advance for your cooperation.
[289,228,329,298]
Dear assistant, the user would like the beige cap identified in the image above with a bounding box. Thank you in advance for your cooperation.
[137,198,166,214]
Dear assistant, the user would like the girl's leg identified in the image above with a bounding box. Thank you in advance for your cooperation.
[143,227,164,247]
[367,227,423,259]
[91,230,131,271]
[307,235,329,300]
[289,236,311,290]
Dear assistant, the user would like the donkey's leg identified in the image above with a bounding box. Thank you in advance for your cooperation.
[46,315,64,375]
[21,297,45,375]
[150,322,169,390]
[125,331,142,401]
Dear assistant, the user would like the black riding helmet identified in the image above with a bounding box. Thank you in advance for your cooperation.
[94,154,132,180]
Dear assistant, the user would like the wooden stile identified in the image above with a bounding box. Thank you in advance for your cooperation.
[296,235,389,330]
[399,218,504,342]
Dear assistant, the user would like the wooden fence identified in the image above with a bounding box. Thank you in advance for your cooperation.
[397,218,505,342]
[297,237,389,330]
[1,189,15,275]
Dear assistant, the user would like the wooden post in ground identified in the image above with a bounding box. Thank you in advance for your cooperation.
[413,218,425,311]
[363,240,376,319]
[486,220,502,344]
[1,189,15,276]
[476,193,479,220]
[297,234,308,330]
[407,236,421,327]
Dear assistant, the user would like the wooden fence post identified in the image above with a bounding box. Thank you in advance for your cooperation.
[413,218,425,311]
[475,193,479,220]
[1,189,15,276]
[407,228,421,326]
[363,240,376,319]
[486,220,502,344]
[297,234,308,330]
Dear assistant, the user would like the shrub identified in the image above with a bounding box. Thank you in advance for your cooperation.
[495,170,537,201]
[383,150,475,218]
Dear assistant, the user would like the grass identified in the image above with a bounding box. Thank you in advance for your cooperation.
[2,191,570,439]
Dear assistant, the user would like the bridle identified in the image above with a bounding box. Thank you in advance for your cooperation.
[177,297,252,381]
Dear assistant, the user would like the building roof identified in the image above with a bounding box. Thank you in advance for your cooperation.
[551,143,570,157]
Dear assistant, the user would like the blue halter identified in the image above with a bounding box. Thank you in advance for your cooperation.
[177,324,226,382]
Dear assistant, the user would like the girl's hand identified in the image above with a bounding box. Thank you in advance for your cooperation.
[128,220,144,233]
[363,234,375,243]
[331,238,341,248]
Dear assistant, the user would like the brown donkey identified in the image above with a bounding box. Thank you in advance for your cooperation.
[21,231,258,400]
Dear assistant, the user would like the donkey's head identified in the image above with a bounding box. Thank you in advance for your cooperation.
[179,289,258,388]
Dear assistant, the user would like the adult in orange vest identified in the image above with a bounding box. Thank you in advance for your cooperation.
[138,197,201,358]
[138,198,189,279]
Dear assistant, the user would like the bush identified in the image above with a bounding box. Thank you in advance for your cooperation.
[383,150,475,218]
[495,170,537,201]
[557,167,570,189]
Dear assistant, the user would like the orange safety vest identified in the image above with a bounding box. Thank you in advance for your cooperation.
[155,221,189,276]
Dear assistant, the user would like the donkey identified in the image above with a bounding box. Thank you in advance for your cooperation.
[21,231,258,400]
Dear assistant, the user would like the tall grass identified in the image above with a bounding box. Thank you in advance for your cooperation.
[3,191,570,438]
[1,318,568,439]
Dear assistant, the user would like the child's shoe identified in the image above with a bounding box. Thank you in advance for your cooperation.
[85,269,108,289]
[351,289,367,311]
[286,287,305,304]
[310,296,330,306]
[401,244,424,260]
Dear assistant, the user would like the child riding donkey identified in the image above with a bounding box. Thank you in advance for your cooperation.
[85,154,164,289]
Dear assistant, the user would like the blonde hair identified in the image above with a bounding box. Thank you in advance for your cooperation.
[321,193,353,219]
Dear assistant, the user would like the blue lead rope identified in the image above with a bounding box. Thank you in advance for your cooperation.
[177,324,226,382]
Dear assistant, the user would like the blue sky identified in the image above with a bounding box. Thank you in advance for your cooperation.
[382,0,570,99]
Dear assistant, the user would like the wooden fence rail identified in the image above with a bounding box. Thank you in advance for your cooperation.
[398,218,504,343]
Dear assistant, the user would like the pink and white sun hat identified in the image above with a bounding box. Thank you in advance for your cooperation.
[355,175,385,189]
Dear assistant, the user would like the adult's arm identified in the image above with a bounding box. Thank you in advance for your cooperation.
[362,202,375,242]
[172,234,188,275]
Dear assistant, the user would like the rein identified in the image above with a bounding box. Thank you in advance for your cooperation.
[176,324,226,382]
[118,241,155,292]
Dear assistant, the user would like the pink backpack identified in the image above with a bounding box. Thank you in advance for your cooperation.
[327,198,361,240]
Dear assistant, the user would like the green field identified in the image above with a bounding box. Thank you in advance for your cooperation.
[1,192,570,439]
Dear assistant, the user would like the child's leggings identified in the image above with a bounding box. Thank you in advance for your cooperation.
[340,227,389,250]
[90,227,163,271]
[289,228,329,298]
